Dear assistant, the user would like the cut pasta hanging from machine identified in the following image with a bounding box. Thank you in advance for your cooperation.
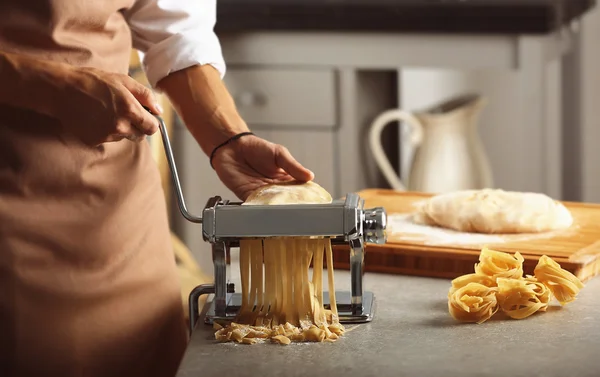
[156,115,387,340]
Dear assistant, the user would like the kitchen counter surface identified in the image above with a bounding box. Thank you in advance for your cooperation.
[216,0,596,34]
[176,270,600,377]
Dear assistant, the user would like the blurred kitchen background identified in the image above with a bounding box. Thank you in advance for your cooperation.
[130,0,599,276]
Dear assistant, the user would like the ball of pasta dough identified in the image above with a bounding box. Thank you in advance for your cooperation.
[413,189,573,234]
[244,181,332,205]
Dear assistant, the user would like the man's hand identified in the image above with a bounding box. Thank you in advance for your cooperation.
[0,51,162,146]
[58,67,162,145]
[157,64,315,199]
[211,135,314,200]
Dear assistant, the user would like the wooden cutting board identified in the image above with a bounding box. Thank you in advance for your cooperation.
[332,189,600,282]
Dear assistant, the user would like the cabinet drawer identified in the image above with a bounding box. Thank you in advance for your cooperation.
[224,68,337,128]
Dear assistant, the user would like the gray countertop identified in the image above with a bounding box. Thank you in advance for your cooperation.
[176,270,600,377]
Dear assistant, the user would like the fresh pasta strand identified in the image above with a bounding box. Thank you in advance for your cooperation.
[312,239,326,326]
[300,239,315,328]
[288,238,300,327]
[238,240,251,321]
[325,240,339,320]
[269,239,284,326]
[248,239,262,325]
[262,239,276,327]
[279,239,289,324]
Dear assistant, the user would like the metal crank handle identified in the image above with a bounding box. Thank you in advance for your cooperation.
[188,284,215,335]
[188,283,235,335]
[147,109,202,224]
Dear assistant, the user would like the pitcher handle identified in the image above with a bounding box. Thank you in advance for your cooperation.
[368,109,424,191]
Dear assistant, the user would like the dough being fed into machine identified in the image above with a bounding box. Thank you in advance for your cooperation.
[413,188,573,234]
[243,180,333,206]
[214,181,345,345]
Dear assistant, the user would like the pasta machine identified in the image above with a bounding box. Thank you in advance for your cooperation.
[156,116,387,334]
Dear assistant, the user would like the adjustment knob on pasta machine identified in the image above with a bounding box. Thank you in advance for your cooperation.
[364,207,386,245]
[155,115,387,334]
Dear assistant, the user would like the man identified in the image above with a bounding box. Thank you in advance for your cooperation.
[0,0,313,376]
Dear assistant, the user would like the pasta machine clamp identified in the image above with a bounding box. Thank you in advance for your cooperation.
[156,116,387,334]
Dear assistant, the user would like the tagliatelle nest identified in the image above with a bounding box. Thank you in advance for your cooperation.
[448,282,498,324]
[474,247,524,280]
[496,276,550,319]
[448,247,584,324]
[534,255,585,305]
[448,273,496,299]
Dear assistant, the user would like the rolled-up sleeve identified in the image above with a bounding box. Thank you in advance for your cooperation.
[124,0,226,88]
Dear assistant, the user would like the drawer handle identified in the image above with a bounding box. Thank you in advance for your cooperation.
[234,91,267,108]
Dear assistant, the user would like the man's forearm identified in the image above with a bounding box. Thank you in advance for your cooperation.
[156,64,249,157]
[0,51,64,117]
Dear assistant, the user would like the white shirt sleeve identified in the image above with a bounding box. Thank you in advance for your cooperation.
[124,0,226,88]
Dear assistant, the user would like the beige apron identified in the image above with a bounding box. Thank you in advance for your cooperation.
[0,1,187,376]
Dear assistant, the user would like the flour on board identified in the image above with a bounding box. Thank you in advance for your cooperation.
[386,213,573,247]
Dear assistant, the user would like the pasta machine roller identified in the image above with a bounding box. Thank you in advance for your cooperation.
[156,116,387,334]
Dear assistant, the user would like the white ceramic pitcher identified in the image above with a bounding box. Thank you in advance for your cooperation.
[369,94,494,193]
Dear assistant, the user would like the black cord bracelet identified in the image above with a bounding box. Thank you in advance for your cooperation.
[209,132,254,169]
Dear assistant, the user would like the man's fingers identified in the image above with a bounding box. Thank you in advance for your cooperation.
[119,89,159,136]
[121,76,163,115]
[274,145,314,182]
[114,118,146,139]
[123,132,146,142]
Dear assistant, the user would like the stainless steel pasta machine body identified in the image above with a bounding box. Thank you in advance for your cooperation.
[156,116,387,334]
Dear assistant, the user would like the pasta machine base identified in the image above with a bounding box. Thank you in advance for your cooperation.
[199,290,376,326]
